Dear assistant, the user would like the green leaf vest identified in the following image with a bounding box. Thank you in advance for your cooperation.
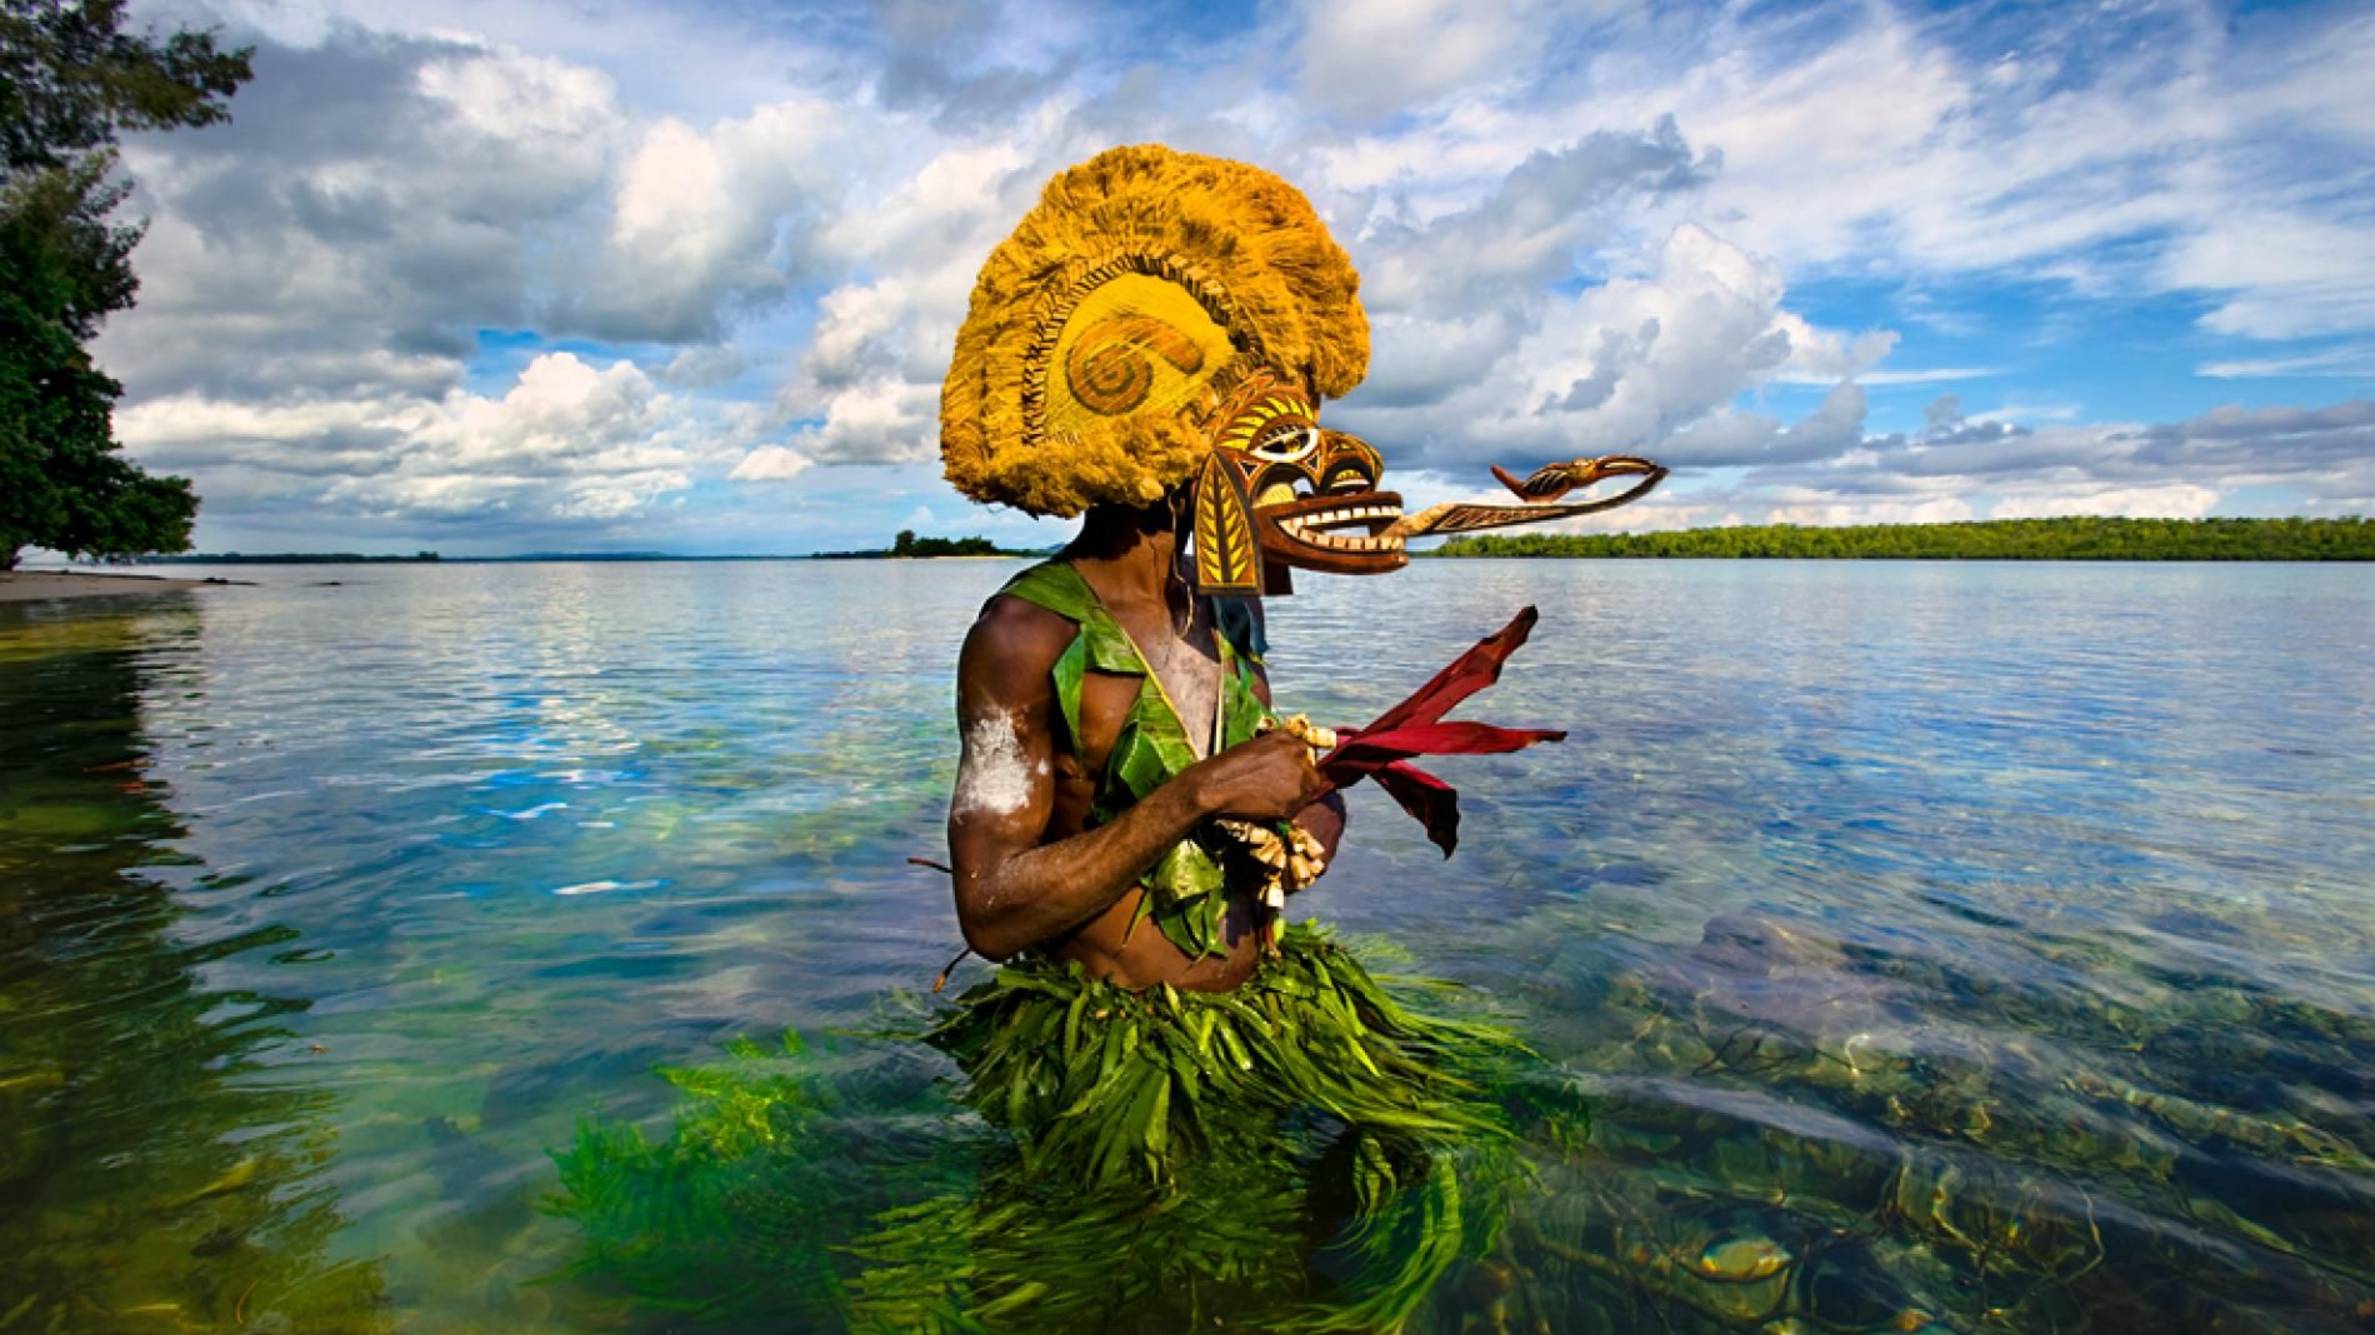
[997,561,1272,958]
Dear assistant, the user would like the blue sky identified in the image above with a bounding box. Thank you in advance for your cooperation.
[87,0,2375,555]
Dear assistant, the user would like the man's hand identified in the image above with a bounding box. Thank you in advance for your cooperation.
[1190,729,1325,822]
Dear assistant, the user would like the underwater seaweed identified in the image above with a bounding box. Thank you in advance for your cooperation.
[544,928,1571,1332]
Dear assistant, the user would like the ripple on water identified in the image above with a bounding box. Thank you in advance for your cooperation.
[1,559,2371,1329]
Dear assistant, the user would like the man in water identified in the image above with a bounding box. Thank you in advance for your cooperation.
[947,494,1343,991]
[889,144,1566,1330]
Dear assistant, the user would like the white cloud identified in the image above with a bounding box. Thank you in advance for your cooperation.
[1732,396,2375,531]
[96,35,625,403]
[86,27,864,546]
[728,445,813,482]
[764,139,1047,464]
[421,353,673,470]
[567,97,848,340]
[1762,489,1979,528]
[1295,0,1535,123]
[2197,347,2375,379]
[1353,121,1713,317]
[1841,367,2000,387]
[120,353,745,530]
[1989,484,2221,520]
[659,345,748,388]
[416,47,622,179]
[1338,0,2375,350]
[1773,321,1896,385]
[2165,214,2375,340]
[789,377,941,465]
[1535,224,1794,437]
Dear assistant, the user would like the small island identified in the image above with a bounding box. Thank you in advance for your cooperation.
[811,530,1043,560]
[1430,516,2375,561]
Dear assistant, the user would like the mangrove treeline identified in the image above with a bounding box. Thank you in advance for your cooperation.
[1429,516,2375,561]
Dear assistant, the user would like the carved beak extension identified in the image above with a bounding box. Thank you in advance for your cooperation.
[1384,453,1670,541]
[1491,454,1667,503]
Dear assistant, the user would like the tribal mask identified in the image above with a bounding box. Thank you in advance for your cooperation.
[1179,365,1674,597]
[1187,369,1406,597]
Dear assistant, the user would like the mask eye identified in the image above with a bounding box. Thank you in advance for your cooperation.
[1251,424,1318,462]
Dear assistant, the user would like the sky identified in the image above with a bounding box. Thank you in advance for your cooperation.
[86,0,2375,556]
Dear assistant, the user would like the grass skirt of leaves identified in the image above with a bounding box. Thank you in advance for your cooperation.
[549,924,1566,1332]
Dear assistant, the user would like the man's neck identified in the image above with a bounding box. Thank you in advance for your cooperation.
[1065,501,1182,615]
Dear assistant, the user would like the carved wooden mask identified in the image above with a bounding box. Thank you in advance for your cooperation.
[1189,372,1407,597]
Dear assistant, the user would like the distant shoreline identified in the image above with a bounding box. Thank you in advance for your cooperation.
[142,552,441,565]
[135,548,1052,564]
[0,570,245,603]
[1429,516,2374,561]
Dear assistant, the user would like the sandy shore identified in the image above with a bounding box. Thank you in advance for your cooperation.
[0,570,238,602]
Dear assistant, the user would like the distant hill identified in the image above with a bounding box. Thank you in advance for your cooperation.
[1428,516,2375,561]
[146,551,442,564]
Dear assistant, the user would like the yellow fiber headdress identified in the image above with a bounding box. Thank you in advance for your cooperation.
[941,145,1369,518]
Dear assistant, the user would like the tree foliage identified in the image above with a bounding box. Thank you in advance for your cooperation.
[1430,516,2375,562]
[893,530,1004,557]
[0,0,250,567]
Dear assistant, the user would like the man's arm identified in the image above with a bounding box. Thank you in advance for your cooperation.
[948,597,1323,960]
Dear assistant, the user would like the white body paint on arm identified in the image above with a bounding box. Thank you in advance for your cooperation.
[954,709,1043,819]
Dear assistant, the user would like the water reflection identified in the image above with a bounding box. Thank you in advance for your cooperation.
[0,599,387,1331]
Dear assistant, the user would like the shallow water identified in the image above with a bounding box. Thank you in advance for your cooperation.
[3,559,2371,1331]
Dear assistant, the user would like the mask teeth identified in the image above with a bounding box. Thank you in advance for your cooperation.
[1278,506,1407,553]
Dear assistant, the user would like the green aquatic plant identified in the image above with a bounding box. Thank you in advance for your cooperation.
[836,1134,1528,1333]
[839,1139,1316,1332]
[545,1029,858,1325]
[546,926,1565,1332]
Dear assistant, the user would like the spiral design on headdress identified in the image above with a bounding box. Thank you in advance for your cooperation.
[1064,315,1206,416]
[1068,343,1152,414]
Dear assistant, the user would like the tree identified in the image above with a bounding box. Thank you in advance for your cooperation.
[0,0,251,568]
[1428,516,2375,561]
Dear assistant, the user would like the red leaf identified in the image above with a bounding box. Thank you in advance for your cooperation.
[1325,721,1566,774]
[1309,606,1564,857]
[1350,606,1540,738]
[1373,762,1460,857]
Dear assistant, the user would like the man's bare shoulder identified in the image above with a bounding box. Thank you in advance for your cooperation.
[959,593,1076,695]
